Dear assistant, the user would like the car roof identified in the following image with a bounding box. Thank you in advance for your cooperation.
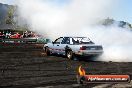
[60,37,87,38]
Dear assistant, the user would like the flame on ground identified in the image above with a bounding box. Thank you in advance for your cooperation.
[78,65,86,76]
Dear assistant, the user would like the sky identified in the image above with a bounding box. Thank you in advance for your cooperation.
[0,0,132,23]
[0,0,15,5]
[112,0,132,23]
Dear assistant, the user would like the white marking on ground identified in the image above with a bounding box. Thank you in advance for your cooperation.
[35,86,54,88]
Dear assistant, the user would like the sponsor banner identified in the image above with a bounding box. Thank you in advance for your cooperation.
[84,75,130,83]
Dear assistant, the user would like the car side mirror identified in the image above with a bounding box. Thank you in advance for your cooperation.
[52,41,54,44]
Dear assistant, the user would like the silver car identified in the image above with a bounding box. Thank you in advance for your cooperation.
[43,37,103,59]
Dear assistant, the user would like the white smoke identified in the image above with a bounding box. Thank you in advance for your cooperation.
[84,26,132,62]
[16,0,132,62]
[16,0,116,38]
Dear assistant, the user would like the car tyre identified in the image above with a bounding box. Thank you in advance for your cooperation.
[66,50,74,60]
[45,47,50,56]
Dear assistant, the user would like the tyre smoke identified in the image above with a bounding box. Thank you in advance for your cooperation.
[84,26,132,62]
[16,0,132,62]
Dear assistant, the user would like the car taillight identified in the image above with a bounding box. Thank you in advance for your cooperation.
[80,46,86,50]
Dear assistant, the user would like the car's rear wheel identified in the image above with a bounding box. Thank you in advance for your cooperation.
[66,50,74,60]
[45,47,50,56]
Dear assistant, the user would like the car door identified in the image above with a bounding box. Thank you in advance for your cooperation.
[52,37,64,54]
[52,37,71,55]
[60,37,70,55]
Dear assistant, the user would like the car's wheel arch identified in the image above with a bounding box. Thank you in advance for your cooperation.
[65,46,75,59]
[43,45,48,51]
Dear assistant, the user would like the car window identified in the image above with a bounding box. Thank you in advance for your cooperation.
[61,37,70,44]
[72,37,94,44]
[54,38,63,44]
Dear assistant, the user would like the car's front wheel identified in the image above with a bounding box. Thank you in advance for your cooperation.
[45,47,50,56]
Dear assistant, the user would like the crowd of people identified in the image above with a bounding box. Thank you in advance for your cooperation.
[0,31,36,39]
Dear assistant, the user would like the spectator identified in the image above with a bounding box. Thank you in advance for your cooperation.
[28,32,31,37]
[16,32,21,38]
[9,32,11,38]
[2,31,5,39]
[5,32,11,38]
[0,32,2,39]
[23,31,28,38]
[31,32,35,37]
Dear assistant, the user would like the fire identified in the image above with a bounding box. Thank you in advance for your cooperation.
[78,65,86,76]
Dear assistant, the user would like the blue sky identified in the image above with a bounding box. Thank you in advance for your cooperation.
[0,0,15,5]
[112,0,132,23]
[0,0,132,23]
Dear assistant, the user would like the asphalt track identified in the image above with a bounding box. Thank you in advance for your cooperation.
[0,43,132,88]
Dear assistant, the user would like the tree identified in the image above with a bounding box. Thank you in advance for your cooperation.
[128,24,132,28]
[102,17,114,26]
[5,6,15,24]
